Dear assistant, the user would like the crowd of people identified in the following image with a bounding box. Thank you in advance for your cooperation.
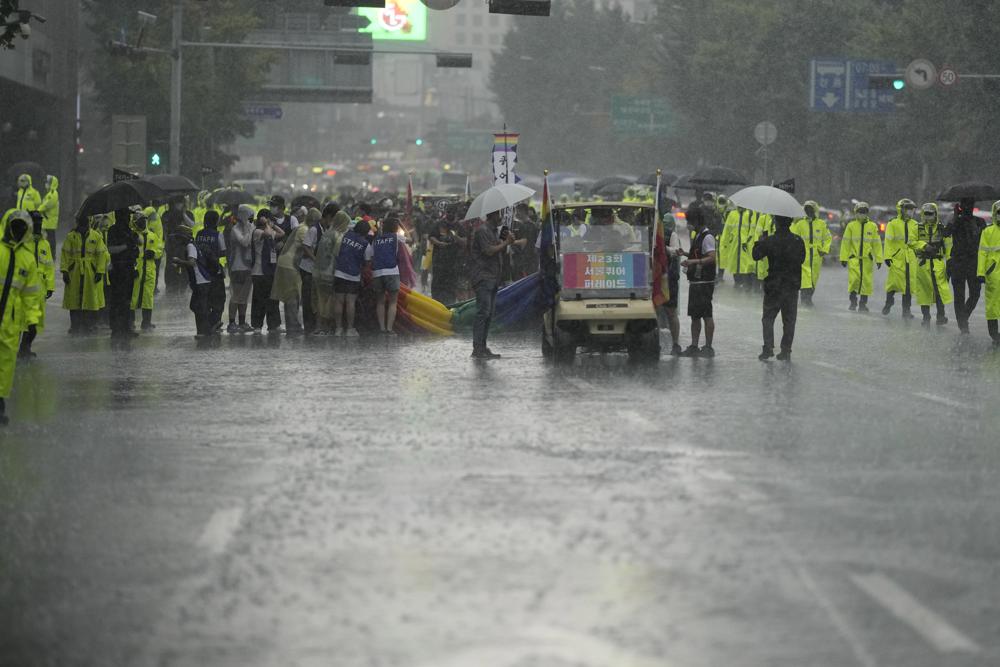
[3,168,1000,422]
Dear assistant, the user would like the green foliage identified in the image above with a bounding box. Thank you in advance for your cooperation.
[491,0,1000,203]
[83,0,274,182]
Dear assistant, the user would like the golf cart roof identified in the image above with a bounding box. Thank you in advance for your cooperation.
[554,201,654,211]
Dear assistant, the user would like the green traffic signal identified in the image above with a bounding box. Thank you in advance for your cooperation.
[415,138,424,146]
[150,152,161,166]
[893,79,905,91]
[370,137,377,145]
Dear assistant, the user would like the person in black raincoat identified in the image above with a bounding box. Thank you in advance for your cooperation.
[945,198,986,333]
[752,214,806,361]
[106,208,140,338]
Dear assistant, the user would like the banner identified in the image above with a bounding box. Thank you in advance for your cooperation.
[774,178,796,194]
[562,252,648,291]
[492,132,519,186]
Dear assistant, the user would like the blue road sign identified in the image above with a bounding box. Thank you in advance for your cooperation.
[810,59,849,112]
[849,59,897,113]
[810,59,898,113]
[243,103,284,120]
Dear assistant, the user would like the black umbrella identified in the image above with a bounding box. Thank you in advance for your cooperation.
[146,174,199,195]
[76,179,169,218]
[687,165,749,187]
[207,188,256,207]
[936,181,1000,202]
[291,194,322,210]
[670,174,694,190]
[636,172,679,187]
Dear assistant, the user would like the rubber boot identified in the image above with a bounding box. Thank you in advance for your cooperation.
[859,295,870,312]
[902,293,914,319]
[776,348,792,361]
[921,305,931,326]
[849,293,858,311]
[882,292,894,315]
[758,346,774,361]
[141,308,155,330]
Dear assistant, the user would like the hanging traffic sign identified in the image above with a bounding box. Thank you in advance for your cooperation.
[905,59,937,90]
[939,66,958,87]
[754,121,777,146]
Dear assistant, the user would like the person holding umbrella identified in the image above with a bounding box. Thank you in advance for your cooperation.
[470,209,516,358]
[106,208,140,338]
[946,198,986,333]
[753,215,806,361]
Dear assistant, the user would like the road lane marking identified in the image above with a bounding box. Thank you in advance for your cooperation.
[196,507,244,556]
[911,392,964,409]
[850,573,981,654]
[776,537,878,667]
[811,360,848,373]
[413,626,665,667]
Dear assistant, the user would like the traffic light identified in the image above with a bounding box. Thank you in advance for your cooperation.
[415,138,424,146]
[150,152,161,167]
[893,78,905,91]
[868,75,904,90]
[369,137,377,145]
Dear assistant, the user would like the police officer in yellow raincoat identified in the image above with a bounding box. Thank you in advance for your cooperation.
[790,200,832,305]
[38,175,59,248]
[0,212,40,424]
[839,202,883,311]
[913,202,952,327]
[131,212,163,331]
[977,201,1000,348]
[61,215,108,334]
[14,174,41,213]
[881,198,920,318]
[18,212,55,359]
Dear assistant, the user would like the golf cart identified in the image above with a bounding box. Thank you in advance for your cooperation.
[542,202,660,363]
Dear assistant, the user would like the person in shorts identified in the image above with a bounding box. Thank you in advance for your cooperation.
[371,216,402,334]
[332,220,372,337]
[680,207,717,357]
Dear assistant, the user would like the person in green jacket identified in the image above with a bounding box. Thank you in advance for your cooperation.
[14,174,41,213]
[0,213,40,424]
[61,216,108,334]
[130,212,163,331]
[977,201,1000,348]
[18,212,55,359]
[913,203,952,327]
[839,202,883,312]
[881,198,920,318]
[38,175,59,248]
[790,200,833,305]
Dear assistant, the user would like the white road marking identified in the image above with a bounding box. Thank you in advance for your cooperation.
[911,392,964,409]
[811,360,849,373]
[851,573,981,654]
[414,625,665,667]
[196,507,244,555]
[776,538,878,667]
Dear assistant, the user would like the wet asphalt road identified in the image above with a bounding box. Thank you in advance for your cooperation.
[1,263,998,667]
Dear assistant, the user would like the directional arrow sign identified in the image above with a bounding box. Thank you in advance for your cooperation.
[810,59,848,112]
[905,58,937,90]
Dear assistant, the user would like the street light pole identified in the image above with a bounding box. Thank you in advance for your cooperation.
[169,0,182,175]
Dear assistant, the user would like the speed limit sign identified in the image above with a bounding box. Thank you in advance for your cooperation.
[939,67,959,87]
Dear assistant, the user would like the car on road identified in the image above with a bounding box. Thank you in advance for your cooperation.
[542,202,660,363]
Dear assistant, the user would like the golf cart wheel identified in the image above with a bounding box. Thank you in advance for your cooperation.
[553,328,576,364]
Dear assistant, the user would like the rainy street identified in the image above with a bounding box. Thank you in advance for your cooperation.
[1,264,997,667]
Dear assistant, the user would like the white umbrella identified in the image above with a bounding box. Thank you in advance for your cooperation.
[462,183,535,221]
[730,185,805,219]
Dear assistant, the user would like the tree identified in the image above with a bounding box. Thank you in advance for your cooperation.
[83,0,275,183]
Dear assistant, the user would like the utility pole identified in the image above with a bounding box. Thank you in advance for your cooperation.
[169,0,182,175]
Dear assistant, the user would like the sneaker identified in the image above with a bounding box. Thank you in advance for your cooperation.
[700,345,715,357]
[471,349,501,359]
[483,348,501,358]
[678,345,700,357]
[252,327,263,336]
[758,348,774,361]
[226,322,239,334]
[344,329,359,337]
[776,349,792,361]
[670,343,683,356]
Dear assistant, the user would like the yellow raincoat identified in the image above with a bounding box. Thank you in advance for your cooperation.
[0,240,39,398]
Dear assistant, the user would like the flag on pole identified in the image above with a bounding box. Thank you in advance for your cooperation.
[651,170,670,307]
[405,174,414,231]
[538,171,559,308]
[492,132,520,185]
